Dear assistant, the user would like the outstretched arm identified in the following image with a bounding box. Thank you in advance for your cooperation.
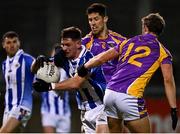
[77,47,120,77]
[52,74,86,91]
[33,74,86,92]
[85,47,119,69]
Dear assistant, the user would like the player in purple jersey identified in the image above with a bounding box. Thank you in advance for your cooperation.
[83,3,128,132]
[82,3,126,82]
[78,13,178,132]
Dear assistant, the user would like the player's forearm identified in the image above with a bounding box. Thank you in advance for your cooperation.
[85,48,119,69]
[161,64,177,108]
[164,78,177,108]
[53,75,84,91]
[85,54,104,69]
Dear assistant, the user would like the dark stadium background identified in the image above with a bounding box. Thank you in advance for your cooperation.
[0,0,179,132]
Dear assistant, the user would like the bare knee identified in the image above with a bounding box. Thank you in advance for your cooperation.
[43,126,56,133]
[107,117,123,133]
[125,116,151,133]
[96,124,109,133]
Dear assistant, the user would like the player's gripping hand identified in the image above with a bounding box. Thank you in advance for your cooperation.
[54,46,68,68]
[77,64,88,77]
[36,55,49,68]
[171,108,178,130]
[31,55,50,74]
[33,78,52,92]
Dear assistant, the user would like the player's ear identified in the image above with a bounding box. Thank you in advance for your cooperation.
[2,43,5,49]
[104,16,108,23]
[144,25,149,33]
[17,39,21,48]
[76,40,81,49]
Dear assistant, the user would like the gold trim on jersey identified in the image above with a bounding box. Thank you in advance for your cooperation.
[84,30,126,50]
[109,30,126,39]
[139,109,147,115]
[127,42,169,98]
[85,35,93,50]
[119,39,129,54]
[111,36,121,45]
[117,39,129,61]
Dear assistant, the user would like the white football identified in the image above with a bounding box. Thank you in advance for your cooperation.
[37,62,60,83]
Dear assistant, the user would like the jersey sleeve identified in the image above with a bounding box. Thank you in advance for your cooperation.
[159,44,173,64]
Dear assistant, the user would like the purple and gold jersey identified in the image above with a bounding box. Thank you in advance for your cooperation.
[82,30,126,82]
[107,33,172,98]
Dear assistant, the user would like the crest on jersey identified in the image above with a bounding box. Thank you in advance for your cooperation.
[100,42,106,49]
[15,63,20,68]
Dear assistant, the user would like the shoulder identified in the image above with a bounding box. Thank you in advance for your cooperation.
[159,43,172,57]
[1,59,6,67]
[22,53,35,66]
[127,34,141,42]
[23,53,35,60]
[109,30,126,40]
[80,49,93,62]
[82,32,92,39]
[82,32,92,44]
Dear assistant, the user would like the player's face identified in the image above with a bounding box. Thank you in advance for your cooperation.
[88,12,107,35]
[2,37,20,57]
[61,38,81,59]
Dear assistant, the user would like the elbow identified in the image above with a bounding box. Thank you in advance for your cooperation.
[73,77,85,89]
[31,66,37,74]
[71,79,82,89]
[67,75,84,89]
[164,77,174,85]
[31,61,39,74]
[164,78,170,83]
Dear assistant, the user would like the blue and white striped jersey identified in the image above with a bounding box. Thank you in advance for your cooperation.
[41,68,71,116]
[2,49,35,112]
[41,91,71,116]
[63,45,106,111]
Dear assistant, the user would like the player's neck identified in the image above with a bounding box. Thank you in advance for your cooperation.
[7,52,16,58]
[96,26,108,39]
[145,31,157,37]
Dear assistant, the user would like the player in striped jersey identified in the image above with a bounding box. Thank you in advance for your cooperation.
[41,90,71,133]
[40,45,71,133]
[0,31,35,132]
[82,3,126,82]
[78,13,177,132]
[33,27,108,133]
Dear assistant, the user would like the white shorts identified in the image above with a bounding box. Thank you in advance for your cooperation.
[41,113,71,133]
[104,89,148,121]
[3,106,31,127]
[81,104,107,133]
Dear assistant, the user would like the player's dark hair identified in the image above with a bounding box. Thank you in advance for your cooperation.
[142,13,165,36]
[86,3,107,17]
[61,26,82,40]
[2,31,19,42]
